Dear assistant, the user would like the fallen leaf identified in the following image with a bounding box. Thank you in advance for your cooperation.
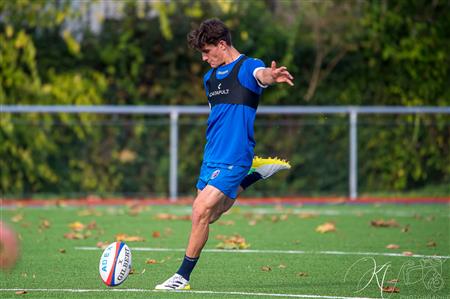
[96,241,109,249]
[278,264,287,269]
[261,266,272,272]
[152,231,161,238]
[64,232,86,240]
[298,212,318,219]
[371,219,399,228]
[215,234,250,250]
[77,209,102,217]
[215,235,227,240]
[216,242,238,250]
[86,220,97,230]
[427,241,437,247]
[40,219,51,229]
[154,213,173,220]
[59,248,66,254]
[15,290,27,295]
[68,221,85,231]
[145,259,157,264]
[128,204,145,216]
[243,213,263,222]
[217,220,235,226]
[248,220,257,226]
[129,268,136,274]
[297,272,308,277]
[425,215,435,221]
[386,244,400,249]
[280,214,289,221]
[402,251,413,256]
[387,279,399,283]
[11,214,23,223]
[275,204,284,211]
[315,222,336,233]
[271,215,279,223]
[154,213,191,221]
[401,225,410,233]
[178,215,192,221]
[292,240,301,245]
[382,286,400,293]
[115,233,145,242]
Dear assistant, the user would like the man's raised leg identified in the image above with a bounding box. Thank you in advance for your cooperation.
[212,157,292,218]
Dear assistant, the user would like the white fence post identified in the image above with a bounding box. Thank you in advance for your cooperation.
[349,109,358,200]
[169,110,179,201]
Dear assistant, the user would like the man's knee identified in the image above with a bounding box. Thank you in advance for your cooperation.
[192,203,212,224]
[194,204,223,224]
[192,185,229,225]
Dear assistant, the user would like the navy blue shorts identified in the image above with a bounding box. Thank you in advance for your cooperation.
[196,162,250,199]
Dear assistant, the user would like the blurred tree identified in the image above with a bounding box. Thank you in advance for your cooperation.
[0,0,448,197]
[274,1,363,102]
[0,0,110,195]
[354,0,450,193]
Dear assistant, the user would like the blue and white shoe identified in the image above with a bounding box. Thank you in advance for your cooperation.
[155,273,191,290]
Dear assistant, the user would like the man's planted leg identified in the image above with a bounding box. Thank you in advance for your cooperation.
[155,185,227,290]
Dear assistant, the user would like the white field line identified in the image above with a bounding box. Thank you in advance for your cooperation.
[0,288,377,299]
[4,204,449,218]
[160,206,450,218]
[75,246,450,259]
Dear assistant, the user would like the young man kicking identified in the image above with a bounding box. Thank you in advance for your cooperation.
[155,18,294,290]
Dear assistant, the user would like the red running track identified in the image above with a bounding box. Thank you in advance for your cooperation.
[1,196,449,207]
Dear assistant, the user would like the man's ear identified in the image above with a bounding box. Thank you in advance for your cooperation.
[218,40,227,51]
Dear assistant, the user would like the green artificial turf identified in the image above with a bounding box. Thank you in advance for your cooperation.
[1,203,449,298]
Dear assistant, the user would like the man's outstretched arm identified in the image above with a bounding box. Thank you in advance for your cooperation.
[255,61,294,86]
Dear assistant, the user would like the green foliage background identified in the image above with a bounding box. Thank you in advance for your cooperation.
[0,0,449,198]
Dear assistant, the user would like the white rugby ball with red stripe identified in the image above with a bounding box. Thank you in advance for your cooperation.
[99,241,132,287]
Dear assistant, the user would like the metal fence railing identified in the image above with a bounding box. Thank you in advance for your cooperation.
[2,105,449,199]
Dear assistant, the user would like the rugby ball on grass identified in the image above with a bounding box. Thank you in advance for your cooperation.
[99,241,132,286]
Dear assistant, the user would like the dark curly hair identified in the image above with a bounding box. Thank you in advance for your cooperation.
[187,18,232,51]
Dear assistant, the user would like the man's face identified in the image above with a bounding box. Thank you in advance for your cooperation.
[200,41,226,68]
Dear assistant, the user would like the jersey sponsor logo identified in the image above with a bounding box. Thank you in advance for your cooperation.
[209,88,230,97]
[210,169,220,180]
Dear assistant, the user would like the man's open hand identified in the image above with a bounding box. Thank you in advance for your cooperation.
[256,61,294,86]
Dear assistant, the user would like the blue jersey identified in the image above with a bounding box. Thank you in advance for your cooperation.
[202,55,265,166]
